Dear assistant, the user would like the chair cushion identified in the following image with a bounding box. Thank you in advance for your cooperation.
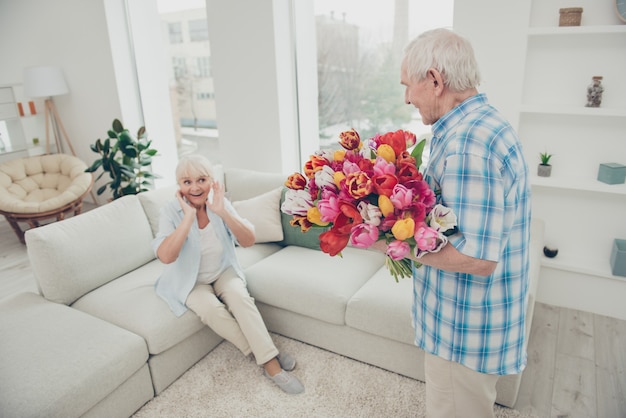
[0,154,92,213]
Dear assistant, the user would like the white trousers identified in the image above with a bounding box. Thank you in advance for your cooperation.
[424,352,499,418]
[186,267,278,365]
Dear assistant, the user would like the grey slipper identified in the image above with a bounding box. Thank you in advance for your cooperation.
[277,352,296,371]
[265,370,304,394]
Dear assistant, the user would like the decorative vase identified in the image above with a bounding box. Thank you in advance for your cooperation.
[537,164,552,177]
[586,76,603,108]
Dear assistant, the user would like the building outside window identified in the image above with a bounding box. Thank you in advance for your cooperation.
[168,22,183,44]
[194,56,211,78]
[189,19,209,42]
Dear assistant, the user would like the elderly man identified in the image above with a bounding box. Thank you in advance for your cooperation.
[381,28,532,418]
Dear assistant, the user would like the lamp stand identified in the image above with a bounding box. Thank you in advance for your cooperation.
[43,98,98,206]
[44,98,76,155]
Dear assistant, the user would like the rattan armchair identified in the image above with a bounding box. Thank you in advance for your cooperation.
[0,154,93,244]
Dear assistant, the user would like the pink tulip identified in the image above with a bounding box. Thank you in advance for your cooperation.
[373,156,396,176]
[349,223,379,248]
[317,190,341,222]
[414,223,440,251]
[387,240,410,260]
[390,184,413,210]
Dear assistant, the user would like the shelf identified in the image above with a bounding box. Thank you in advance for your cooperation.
[541,254,626,282]
[530,175,626,195]
[520,105,626,117]
[528,25,626,36]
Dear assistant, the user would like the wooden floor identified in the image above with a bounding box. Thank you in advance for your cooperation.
[1,211,625,418]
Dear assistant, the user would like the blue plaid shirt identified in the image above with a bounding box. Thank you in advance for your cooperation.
[414,93,531,375]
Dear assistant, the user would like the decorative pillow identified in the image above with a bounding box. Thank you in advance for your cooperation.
[278,188,328,250]
[232,187,284,243]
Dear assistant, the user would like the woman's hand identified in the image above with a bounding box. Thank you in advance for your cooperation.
[206,181,226,216]
[176,189,196,218]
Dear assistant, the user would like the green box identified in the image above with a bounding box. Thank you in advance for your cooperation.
[610,239,626,277]
[597,163,626,185]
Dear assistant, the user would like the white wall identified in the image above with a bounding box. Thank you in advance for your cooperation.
[453,0,531,130]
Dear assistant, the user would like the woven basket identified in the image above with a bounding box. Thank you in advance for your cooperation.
[559,7,583,26]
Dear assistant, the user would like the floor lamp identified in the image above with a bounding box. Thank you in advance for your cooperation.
[23,65,97,204]
[23,66,73,155]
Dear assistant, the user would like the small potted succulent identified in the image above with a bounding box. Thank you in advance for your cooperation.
[538,151,553,177]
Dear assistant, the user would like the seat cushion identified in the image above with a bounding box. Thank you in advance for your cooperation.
[0,153,92,213]
[71,259,209,355]
[346,265,416,345]
[245,246,385,325]
[236,243,284,269]
[0,292,149,418]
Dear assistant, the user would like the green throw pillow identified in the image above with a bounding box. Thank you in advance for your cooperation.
[279,188,329,250]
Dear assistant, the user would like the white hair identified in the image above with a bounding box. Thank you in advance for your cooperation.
[403,28,481,92]
[176,154,214,181]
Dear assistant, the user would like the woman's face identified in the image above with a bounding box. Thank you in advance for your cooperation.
[178,174,212,208]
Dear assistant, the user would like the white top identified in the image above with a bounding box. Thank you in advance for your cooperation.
[196,222,225,284]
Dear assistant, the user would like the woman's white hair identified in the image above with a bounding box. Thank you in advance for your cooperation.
[403,28,481,92]
[176,154,214,181]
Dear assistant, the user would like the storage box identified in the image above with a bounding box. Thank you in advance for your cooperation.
[597,163,626,185]
[559,7,583,26]
[610,239,626,277]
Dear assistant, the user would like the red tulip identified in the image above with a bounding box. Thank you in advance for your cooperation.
[319,229,351,256]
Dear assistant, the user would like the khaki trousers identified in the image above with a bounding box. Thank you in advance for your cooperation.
[186,267,278,365]
[424,352,499,418]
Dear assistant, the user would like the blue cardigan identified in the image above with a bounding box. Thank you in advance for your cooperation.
[152,198,251,317]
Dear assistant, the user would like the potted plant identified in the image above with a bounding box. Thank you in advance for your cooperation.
[538,151,553,177]
[86,119,159,200]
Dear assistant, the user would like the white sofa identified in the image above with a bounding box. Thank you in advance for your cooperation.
[0,167,544,417]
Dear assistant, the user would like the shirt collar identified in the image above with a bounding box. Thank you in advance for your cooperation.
[431,93,488,141]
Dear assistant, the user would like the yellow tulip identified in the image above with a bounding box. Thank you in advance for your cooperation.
[333,171,346,188]
[391,218,415,241]
[307,206,330,226]
[377,144,396,163]
[334,149,346,162]
[378,195,394,217]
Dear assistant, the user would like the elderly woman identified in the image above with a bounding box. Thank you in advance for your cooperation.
[152,154,303,394]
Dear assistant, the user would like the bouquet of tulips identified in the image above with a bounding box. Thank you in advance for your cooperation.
[281,128,457,281]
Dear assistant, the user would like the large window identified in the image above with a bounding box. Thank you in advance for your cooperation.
[158,0,218,159]
[309,0,453,151]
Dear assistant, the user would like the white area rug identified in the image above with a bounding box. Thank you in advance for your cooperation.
[133,334,539,417]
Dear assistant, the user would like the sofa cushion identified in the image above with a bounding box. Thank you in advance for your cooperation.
[0,292,149,418]
[138,184,177,237]
[278,188,328,250]
[232,187,284,243]
[71,259,208,355]
[245,246,385,325]
[346,265,416,345]
[224,168,286,202]
[25,195,155,305]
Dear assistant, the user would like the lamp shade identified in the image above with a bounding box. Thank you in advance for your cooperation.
[23,66,69,98]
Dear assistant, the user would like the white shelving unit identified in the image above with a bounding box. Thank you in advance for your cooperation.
[518,0,626,319]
